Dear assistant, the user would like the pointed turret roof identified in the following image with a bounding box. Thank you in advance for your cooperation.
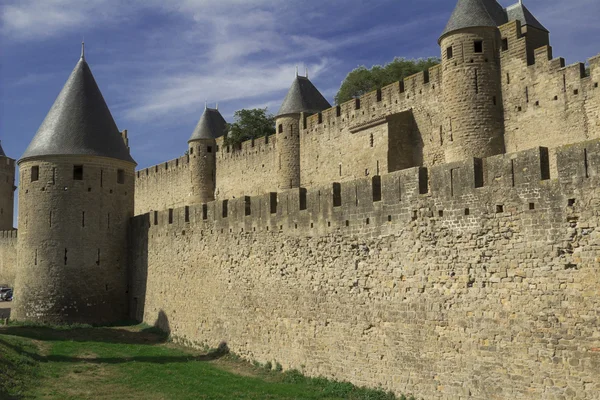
[20,54,135,164]
[0,141,6,157]
[506,2,548,32]
[440,0,507,42]
[277,76,331,117]
[188,108,227,142]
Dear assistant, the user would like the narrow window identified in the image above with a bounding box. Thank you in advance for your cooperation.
[339,164,342,176]
[167,209,173,224]
[333,183,342,207]
[529,203,535,210]
[202,204,208,220]
[117,169,125,184]
[507,73,510,85]
[73,165,83,180]
[35,249,38,266]
[299,188,307,210]
[82,211,85,227]
[318,113,323,124]
[153,211,158,225]
[376,89,382,102]
[372,176,382,202]
[222,200,228,218]
[447,46,453,59]
[474,40,483,53]
[464,208,470,216]
[207,146,212,153]
[370,133,374,147]
[31,166,39,182]
[584,149,589,178]
[501,38,508,51]
[185,206,190,222]
[439,126,443,145]
[355,98,361,110]
[64,248,68,265]
[525,87,529,103]
[190,147,194,154]
[96,249,100,266]
[336,105,341,117]
[493,96,497,105]
[278,124,283,133]
[244,196,251,216]
[270,192,278,214]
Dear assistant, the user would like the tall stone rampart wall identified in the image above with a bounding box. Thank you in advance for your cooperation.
[214,133,278,199]
[135,155,191,215]
[500,21,600,170]
[130,139,600,400]
[0,230,17,286]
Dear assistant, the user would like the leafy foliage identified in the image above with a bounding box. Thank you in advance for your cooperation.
[224,108,276,148]
[335,57,440,105]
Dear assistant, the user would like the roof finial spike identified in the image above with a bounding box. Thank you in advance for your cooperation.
[81,38,85,60]
[216,103,219,110]
[519,0,523,4]
[205,101,208,110]
[305,67,308,79]
[295,65,298,77]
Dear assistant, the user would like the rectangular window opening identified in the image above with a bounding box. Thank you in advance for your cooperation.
[354,98,361,110]
[333,183,342,207]
[336,105,341,117]
[376,89,382,102]
[269,192,278,214]
[474,40,483,53]
[207,146,213,153]
[202,204,208,220]
[222,200,228,218]
[496,205,504,213]
[372,176,382,202]
[244,196,252,216]
[117,169,125,184]
[299,188,307,211]
[501,38,508,51]
[278,124,283,133]
[447,46,453,59]
[73,165,83,180]
[154,211,158,225]
[168,208,174,224]
[185,206,190,223]
[31,166,39,182]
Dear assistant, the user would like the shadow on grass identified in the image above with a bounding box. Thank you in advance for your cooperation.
[0,310,230,366]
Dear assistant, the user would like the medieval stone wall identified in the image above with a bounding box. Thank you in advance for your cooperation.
[500,20,600,175]
[0,157,15,230]
[0,230,17,286]
[130,139,600,400]
[214,134,278,200]
[135,155,191,215]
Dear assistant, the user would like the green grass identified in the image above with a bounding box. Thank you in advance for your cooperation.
[0,323,409,400]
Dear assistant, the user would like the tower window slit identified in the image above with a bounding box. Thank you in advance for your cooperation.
[31,166,39,182]
[73,165,83,180]
[82,211,85,227]
[474,40,483,53]
[96,249,100,266]
[447,46,453,59]
[525,87,529,103]
[35,249,37,266]
[64,248,68,265]
[117,169,125,184]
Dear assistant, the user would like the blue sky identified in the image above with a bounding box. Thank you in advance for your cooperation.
[1,0,599,171]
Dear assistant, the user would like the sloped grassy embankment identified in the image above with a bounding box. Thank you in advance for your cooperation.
[0,322,416,400]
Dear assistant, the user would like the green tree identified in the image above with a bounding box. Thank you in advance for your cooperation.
[224,108,276,148]
[335,57,440,104]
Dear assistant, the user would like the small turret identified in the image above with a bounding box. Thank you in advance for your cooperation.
[505,1,549,64]
[13,46,136,324]
[0,141,16,230]
[440,0,506,162]
[188,106,226,204]
[276,72,330,190]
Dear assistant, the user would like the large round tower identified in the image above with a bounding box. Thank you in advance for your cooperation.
[0,142,16,230]
[276,73,330,190]
[188,107,226,204]
[440,0,506,162]
[12,47,136,324]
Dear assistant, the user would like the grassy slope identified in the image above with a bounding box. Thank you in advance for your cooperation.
[0,324,405,400]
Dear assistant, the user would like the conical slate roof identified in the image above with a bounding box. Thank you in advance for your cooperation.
[20,56,135,164]
[0,141,6,157]
[506,2,548,32]
[277,76,331,117]
[188,108,227,142]
[440,0,507,42]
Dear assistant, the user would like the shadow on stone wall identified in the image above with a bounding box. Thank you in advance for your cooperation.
[0,305,10,320]
[152,309,171,336]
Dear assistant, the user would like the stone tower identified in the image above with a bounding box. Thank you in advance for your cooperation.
[0,142,15,230]
[440,0,506,162]
[188,107,226,204]
[276,73,330,190]
[12,48,136,324]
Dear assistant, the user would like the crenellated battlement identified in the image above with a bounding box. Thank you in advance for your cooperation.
[136,154,190,181]
[136,138,600,239]
[0,229,17,239]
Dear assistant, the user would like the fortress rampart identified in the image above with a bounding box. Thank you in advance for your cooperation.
[130,139,600,400]
[0,230,17,286]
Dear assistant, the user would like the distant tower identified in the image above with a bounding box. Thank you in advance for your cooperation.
[188,107,226,204]
[440,0,506,162]
[12,46,136,324]
[276,72,330,190]
[0,142,15,230]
